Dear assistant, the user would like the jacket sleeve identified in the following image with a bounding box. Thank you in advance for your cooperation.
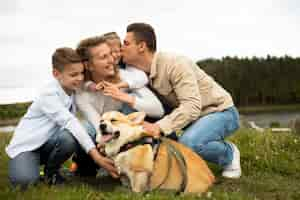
[156,60,202,135]
[120,67,149,89]
[39,93,95,153]
[130,87,165,118]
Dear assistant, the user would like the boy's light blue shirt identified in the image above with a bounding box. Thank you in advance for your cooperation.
[6,78,95,158]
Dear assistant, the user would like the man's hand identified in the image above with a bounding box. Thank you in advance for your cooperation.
[142,121,161,138]
[88,148,119,178]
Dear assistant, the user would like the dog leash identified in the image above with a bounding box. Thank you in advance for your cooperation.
[153,137,188,193]
[152,138,173,190]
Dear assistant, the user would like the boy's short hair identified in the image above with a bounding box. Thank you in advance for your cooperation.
[76,36,106,62]
[52,47,82,72]
[126,22,157,52]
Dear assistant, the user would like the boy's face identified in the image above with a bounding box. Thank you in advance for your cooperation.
[121,32,140,66]
[107,39,122,65]
[53,62,84,95]
[89,43,115,79]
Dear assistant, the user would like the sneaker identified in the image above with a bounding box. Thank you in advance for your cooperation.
[45,172,66,185]
[222,142,242,179]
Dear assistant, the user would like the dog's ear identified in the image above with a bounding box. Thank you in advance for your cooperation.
[127,112,146,125]
[102,111,128,122]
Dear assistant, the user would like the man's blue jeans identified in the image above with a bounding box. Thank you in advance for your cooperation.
[179,106,240,167]
[8,129,78,189]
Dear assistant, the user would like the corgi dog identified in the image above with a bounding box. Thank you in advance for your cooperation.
[98,111,215,194]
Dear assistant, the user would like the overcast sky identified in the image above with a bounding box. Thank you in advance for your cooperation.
[0,0,299,103]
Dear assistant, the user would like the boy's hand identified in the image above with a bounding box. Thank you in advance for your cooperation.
[87,82,97,92]
[98,156,119,178]
[88,148,119,178]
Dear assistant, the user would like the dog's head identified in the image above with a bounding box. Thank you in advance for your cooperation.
[97,111,148,157]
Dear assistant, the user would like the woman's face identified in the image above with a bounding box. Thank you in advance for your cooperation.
[107,39,122,65]
[89,43,115,80]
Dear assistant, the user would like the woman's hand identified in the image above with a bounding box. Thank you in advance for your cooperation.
[102,81,135,106]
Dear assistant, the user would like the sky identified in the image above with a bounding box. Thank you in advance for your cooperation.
[0,0,299,104]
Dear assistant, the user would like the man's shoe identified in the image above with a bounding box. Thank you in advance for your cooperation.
[45,172,66,185]
[222,142,242,179]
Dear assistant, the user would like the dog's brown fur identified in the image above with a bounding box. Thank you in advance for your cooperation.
[150,139,215,193]
[99,111,215,194]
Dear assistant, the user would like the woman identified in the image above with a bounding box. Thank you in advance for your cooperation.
[73,35,164,176]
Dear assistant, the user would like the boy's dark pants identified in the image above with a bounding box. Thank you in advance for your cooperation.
[8,129,77,189]
[72,121,99,177]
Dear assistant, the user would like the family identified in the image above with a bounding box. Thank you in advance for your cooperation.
[5,22,241,189]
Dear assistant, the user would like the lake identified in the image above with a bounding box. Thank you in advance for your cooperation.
[0,126,15,133]
[241,111,300,128]
[1,111,300,133]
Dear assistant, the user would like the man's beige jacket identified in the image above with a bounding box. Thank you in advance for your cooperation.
[150,52,234,135]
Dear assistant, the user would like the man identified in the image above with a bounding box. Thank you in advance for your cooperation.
[121,22,241,178]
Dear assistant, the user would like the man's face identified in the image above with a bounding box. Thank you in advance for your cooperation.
[121,32,140,66]
[89,43,115,79]
[54,62,84,95]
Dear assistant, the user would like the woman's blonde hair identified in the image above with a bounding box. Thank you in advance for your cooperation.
[102,32,121,42]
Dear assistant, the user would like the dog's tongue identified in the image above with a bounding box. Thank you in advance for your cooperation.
[99,134,114,144]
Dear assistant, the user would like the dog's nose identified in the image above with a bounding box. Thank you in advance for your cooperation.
[99,123,107,131]
[113,130,120,139]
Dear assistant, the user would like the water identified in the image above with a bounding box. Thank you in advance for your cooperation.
[0,87,37,104]
[0,126,15,133]
[241,111,300,128]
[1,112,300,133]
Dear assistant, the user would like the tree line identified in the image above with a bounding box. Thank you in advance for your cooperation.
[1,55,300,120]
[197,55,300,106]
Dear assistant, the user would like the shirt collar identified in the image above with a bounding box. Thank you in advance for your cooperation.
[53,78,74,111]
[149,52,159,80]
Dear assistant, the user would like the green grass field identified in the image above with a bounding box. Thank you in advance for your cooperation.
[1,129,300,200]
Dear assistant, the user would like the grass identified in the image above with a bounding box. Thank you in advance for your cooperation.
[1,129,300,200]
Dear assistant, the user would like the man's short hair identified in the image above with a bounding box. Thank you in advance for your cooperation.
[126,23,157,52]
[52,47,82,72]
[76,36,106,62]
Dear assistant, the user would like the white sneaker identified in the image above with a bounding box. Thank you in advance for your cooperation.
[222,142,242,179]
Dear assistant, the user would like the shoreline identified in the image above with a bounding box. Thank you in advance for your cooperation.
[0,118,19,126]
[1,104,300,127]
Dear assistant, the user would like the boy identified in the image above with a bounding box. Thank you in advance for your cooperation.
[6,47,117,189]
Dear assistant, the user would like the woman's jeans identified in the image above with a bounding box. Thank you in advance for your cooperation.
[8,129,78,189]
[179,106,240,167]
